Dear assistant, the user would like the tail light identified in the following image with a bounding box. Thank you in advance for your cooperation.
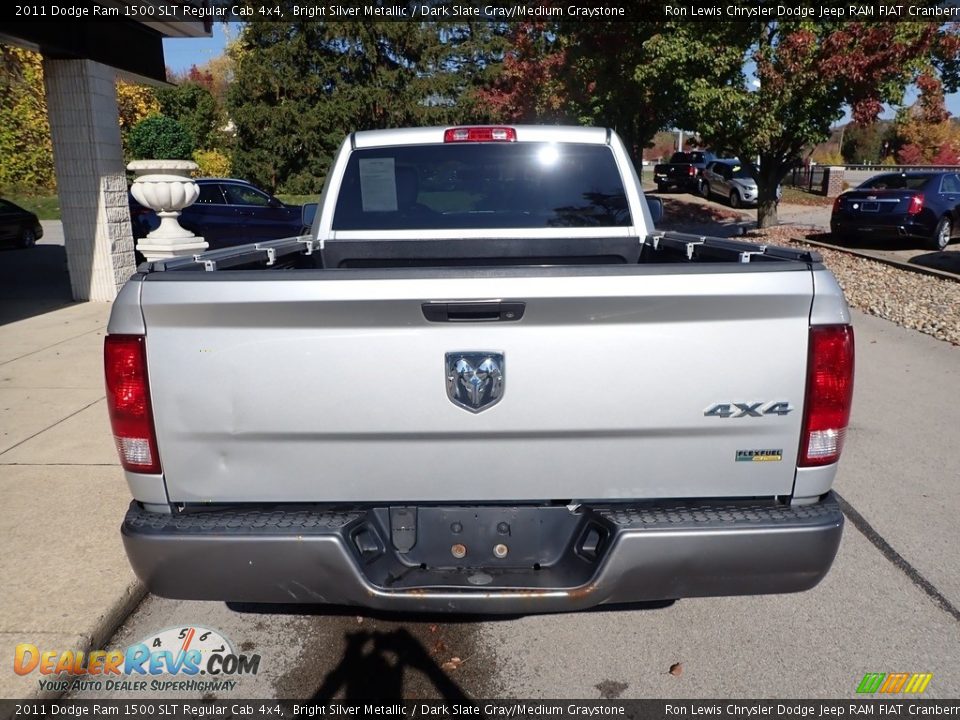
[688,166,697,176]
[908,193,924,215]
[444,127,517,143]
[799,325,855,467]
[104,335,161,474]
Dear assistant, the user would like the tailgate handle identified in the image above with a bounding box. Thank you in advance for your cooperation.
[422,302,525,322]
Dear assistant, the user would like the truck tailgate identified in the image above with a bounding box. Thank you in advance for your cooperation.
[141,267,813,503]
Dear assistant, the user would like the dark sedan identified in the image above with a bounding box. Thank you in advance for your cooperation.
[130,178,303,250]
[830,172,960,251]
[0,199,44,248]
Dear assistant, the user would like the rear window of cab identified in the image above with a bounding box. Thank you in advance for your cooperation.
[332,143,630,230]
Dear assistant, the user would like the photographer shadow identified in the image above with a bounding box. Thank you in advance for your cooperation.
[312,627,470,702]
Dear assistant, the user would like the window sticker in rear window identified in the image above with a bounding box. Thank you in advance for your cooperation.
[358,158,398,212]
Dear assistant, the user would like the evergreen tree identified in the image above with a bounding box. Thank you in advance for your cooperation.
[156,82,221,152]
[841,121,889,165]
[228,14,506,194]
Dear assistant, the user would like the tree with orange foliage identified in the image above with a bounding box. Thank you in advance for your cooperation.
[116,80,160,153]
[660,22,960,227]
[481,20,960,226]
[0,45,54,192]
[474,22,681,164]
[895,73,960,165]
[473,23,572,124]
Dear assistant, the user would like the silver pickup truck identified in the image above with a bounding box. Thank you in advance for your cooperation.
[107,126,853,613]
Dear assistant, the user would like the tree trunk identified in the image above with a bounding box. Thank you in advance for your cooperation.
[757,196,779,228]
[756,156,782,228]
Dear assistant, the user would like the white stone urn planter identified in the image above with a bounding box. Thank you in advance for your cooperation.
[128,159,209,261]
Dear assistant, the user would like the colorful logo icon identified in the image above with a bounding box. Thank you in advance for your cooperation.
[856,673,932,694]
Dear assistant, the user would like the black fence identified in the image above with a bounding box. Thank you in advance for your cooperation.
[785,166,828,193]
[787,163,960,195]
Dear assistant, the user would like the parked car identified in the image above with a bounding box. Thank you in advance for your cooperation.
[701,160,782,208]
[653,150,716,193]
[0,199,43,248]
[130,178,304,250]
[830,172,959,251]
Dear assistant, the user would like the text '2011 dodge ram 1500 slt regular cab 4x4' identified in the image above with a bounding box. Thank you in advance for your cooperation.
[107,125,853,614]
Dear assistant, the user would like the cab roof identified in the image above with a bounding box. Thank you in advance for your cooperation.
[352,125,610,148]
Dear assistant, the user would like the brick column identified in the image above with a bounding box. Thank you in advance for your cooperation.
[823,166,846,198]
[43,58,136,302]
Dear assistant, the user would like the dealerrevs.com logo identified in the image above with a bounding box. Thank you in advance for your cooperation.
[14,626,261,694]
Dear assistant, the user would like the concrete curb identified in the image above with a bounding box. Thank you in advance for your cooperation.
[76,580,148,681]
[784,230,960,283]
[24,583,148,704]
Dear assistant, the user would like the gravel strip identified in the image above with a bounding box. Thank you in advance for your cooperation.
[745,225,960,347]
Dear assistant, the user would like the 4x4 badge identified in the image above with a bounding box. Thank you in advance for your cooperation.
[704,402,793,418]
[446,352,504,413]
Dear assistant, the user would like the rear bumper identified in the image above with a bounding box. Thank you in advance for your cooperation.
[830,216,933,240]
[654,173,698,189]
[122,494,843,614]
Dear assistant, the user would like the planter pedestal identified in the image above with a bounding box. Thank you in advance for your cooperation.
[128,159,209,261]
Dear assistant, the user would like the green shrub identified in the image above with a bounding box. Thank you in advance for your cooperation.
[192,149,231,178]
[157,83,220,151]
[128,114,195,160]
[0,46,55,192]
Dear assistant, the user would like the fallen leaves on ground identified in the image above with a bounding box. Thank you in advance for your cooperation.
[662,198,742,225]
[442,657,464,672]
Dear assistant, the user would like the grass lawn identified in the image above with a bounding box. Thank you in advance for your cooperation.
[277,194,320,206]
[6,193,61,220]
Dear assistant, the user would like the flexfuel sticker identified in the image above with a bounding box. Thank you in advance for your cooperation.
[736,449,783,462]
